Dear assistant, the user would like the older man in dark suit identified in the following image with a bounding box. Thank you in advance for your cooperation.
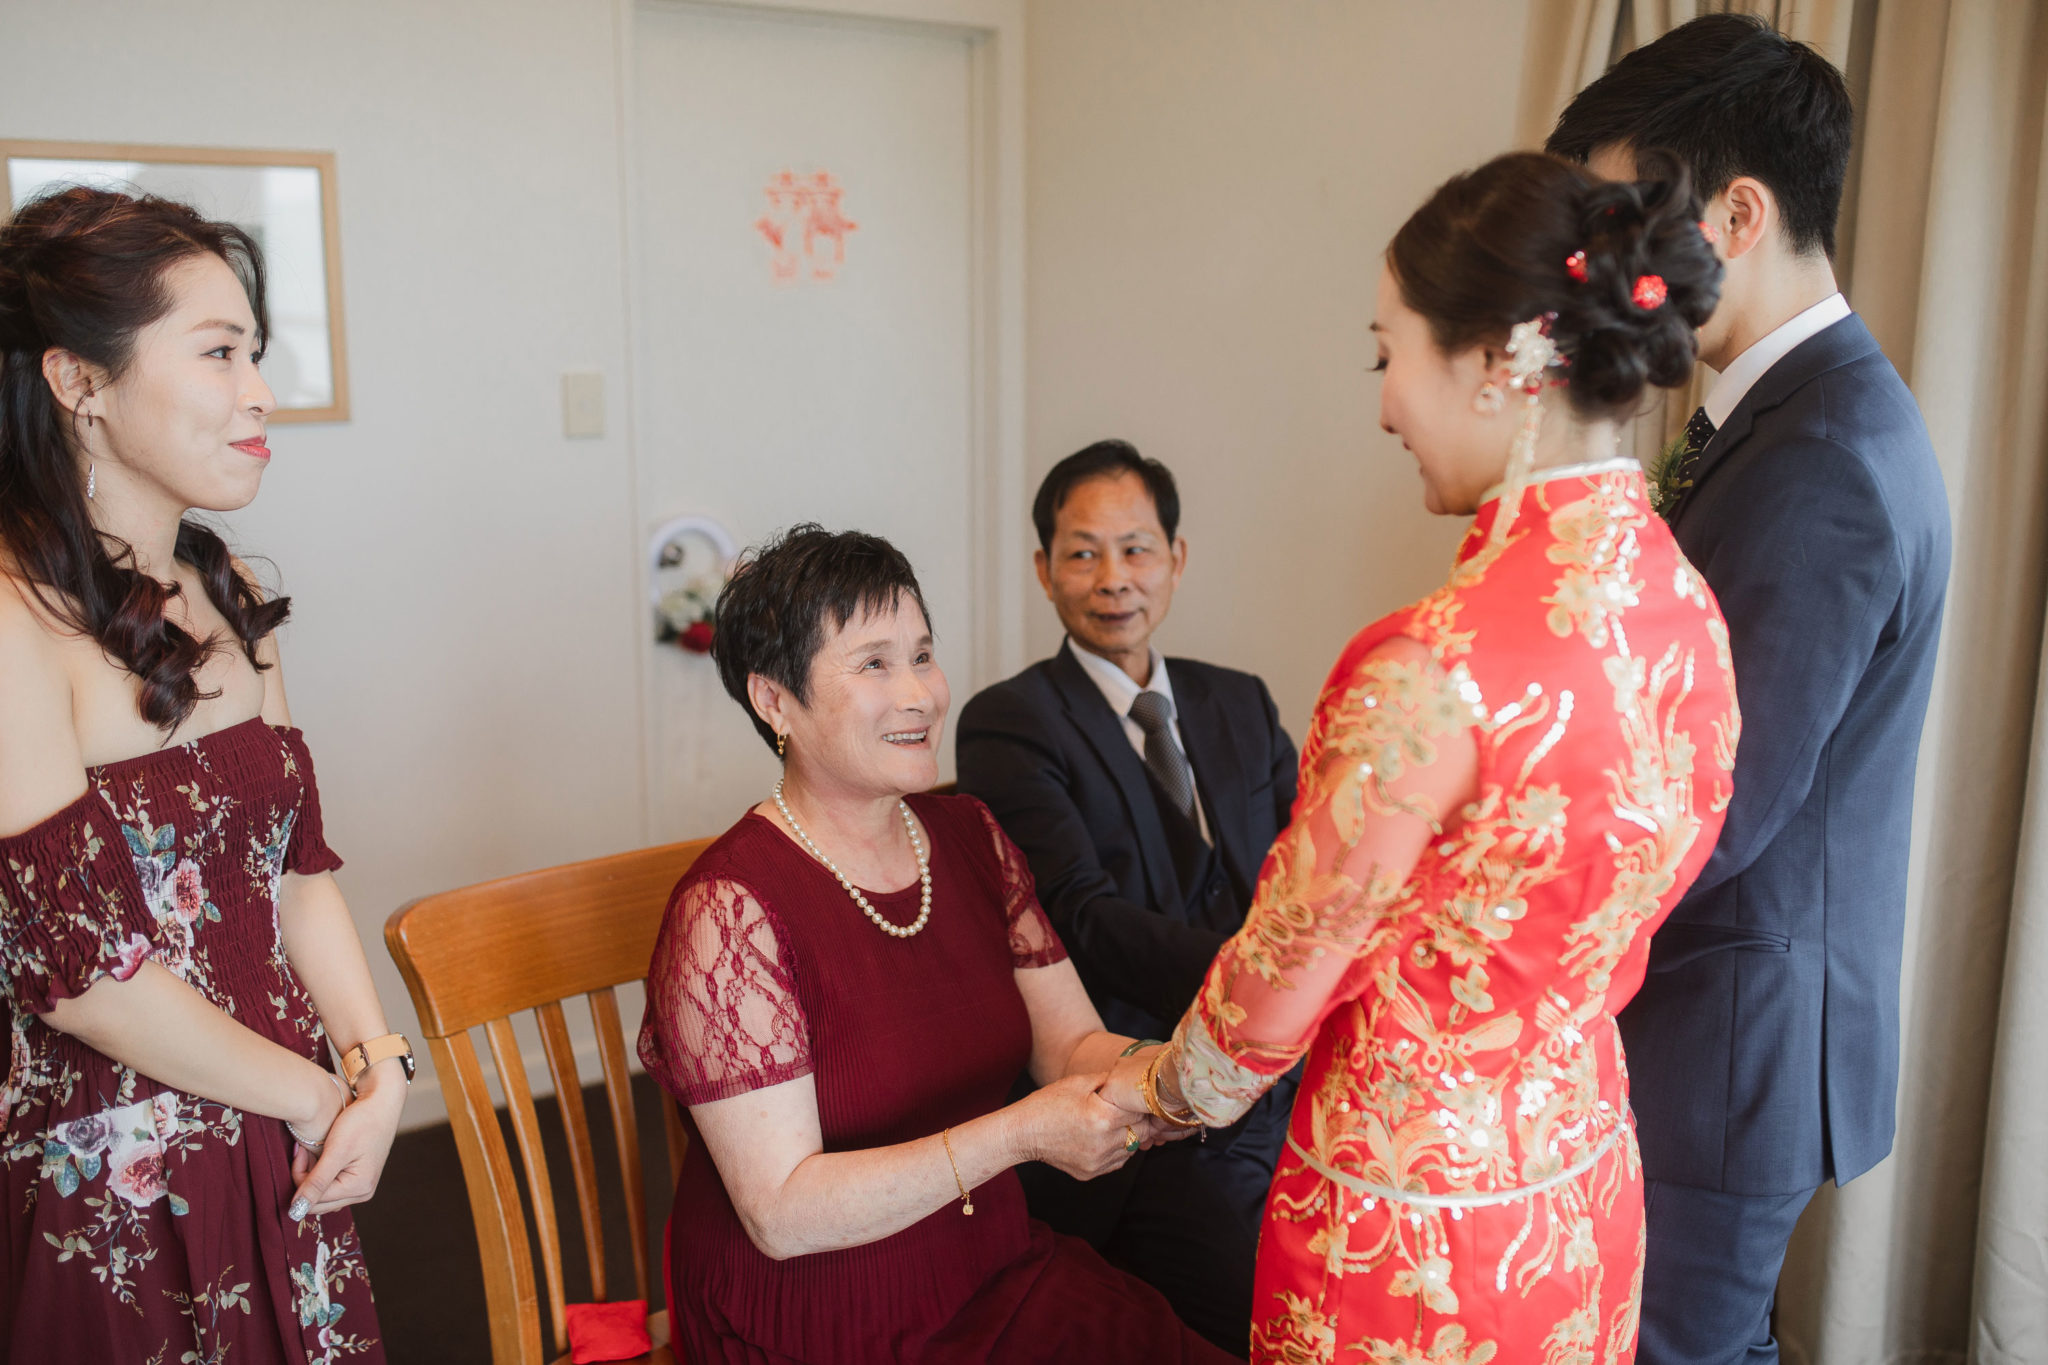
[956,441,1296,1356]
[1549,17,1952,1365]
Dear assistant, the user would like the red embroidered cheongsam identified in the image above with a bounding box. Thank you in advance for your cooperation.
[1174,460,1739,1364]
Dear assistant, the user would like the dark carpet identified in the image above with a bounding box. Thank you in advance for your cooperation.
[351,1073,676,1365]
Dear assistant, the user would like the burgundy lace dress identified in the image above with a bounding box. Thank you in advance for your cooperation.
[0,718,381,1363]
[638,793,1229,1364]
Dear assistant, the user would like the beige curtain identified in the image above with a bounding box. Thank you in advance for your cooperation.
[1516,0,1865,464]
[1519,2,2048,1362]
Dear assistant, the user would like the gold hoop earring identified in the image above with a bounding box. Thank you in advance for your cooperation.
[1474,382,1505,416]
[776,732,787,759]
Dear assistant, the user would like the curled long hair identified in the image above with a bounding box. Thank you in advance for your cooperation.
[0,187,290,731]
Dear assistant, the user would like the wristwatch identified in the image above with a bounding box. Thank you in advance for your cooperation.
[339,1033,416,1096]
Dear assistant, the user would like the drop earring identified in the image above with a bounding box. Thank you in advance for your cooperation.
[1474,382,1505,416]
[776,732,788,759]
[86,463,95,500]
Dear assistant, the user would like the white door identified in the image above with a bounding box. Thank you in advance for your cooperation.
[631,1,979,840]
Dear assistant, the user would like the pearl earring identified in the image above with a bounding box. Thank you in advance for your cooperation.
[1474,382,1505,416]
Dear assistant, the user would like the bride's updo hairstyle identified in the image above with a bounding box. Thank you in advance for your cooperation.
[0,186,287,730]
[1387,150,1722,418]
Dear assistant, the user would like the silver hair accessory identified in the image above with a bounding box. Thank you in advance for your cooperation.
[1485,314,1563,548]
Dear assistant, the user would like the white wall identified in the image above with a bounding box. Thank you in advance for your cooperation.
[1,0,1534,1129]
[1025,0,1531,736]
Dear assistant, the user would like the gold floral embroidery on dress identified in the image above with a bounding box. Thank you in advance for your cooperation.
[1542,475,1647,647]
[1178,649,1472,1101]
[1359,1323,1500,1364]
[1182,468,1732,1363]
[1251,1291,1339,1364]
[1559,638,1708,995]
[1706,616,1741,811]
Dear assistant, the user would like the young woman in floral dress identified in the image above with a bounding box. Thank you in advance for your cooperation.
[1106,152,1739,1363]
[0,188,407,1362]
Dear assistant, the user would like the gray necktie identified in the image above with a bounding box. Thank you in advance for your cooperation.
[1127,690,1197,825]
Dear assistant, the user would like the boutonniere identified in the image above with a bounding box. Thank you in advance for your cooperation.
[1648,432,1692,520]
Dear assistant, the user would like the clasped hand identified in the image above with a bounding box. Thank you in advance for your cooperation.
[1017,1070,1192,1182]
[287,1064,406,1221]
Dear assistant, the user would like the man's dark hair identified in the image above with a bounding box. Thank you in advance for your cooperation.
[712,523,933,753]
[1546,13,1853,258]
[1031,439,1180,553]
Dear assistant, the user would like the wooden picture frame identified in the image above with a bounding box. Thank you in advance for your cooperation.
[2,140,349,424]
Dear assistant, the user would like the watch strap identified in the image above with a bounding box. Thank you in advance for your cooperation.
[340,1033,415,1094]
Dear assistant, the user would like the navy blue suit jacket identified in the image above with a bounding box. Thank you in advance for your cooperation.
[1620,312,1951,1195]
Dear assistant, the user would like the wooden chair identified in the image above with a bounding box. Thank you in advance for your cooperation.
[386,838,713,1365]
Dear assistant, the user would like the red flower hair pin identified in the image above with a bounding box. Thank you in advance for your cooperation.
[1632,274,1669,310]
[1565,250,1589,282]
[1699,220,1721,246]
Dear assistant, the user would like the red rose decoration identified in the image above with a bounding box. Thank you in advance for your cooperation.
[1631,274,1669,310]
[679,621,715,653]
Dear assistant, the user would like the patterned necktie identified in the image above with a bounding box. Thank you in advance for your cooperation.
[1673,405,1717,494]
[1127,690,1198,826]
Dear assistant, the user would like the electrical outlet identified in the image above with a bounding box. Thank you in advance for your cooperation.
[562,372,605,438]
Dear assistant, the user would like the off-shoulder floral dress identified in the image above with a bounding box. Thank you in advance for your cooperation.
[1171,460,1740,1364]
[0,717,381,1364]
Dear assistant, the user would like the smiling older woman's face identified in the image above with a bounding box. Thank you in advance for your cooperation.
[784,592,949,799]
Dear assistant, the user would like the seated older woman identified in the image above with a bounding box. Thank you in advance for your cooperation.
[638,525,1230,1364]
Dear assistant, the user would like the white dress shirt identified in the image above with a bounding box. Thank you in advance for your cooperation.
[1703,292,1853,429]
[1068,639,1211,841]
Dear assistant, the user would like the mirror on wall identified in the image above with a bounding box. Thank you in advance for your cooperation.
[3,141,348,424]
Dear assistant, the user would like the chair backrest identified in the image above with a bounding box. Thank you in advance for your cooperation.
[386,838,712,1365]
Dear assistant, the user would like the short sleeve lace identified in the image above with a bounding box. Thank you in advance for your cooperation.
[968,800,1068,970]
[637,875,813,1106]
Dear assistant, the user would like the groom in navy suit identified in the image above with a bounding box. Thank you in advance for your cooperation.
[1550,16,1952,1365]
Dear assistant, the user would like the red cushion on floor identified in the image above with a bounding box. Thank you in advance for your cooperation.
[565,1300,652,1364]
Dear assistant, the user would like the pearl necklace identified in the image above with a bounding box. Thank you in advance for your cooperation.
[772,778,932,939]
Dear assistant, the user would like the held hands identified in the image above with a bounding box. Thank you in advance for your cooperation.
[1016,1073,1182,1181]
[1096,1048,1157,1121]
[287,1059,406,1221]
[1096,1044,1203,1137]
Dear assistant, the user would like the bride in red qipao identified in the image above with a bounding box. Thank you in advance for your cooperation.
[1106,151,1739,1364]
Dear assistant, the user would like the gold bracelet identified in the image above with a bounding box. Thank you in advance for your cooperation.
[940,1127,974,1215]
[1141,1046,1203,1129]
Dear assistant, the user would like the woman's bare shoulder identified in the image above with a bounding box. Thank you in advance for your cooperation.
[0,573,90,837]
[0,570,73,678]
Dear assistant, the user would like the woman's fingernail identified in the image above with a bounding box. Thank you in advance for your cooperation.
[289,1199,309,1221]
